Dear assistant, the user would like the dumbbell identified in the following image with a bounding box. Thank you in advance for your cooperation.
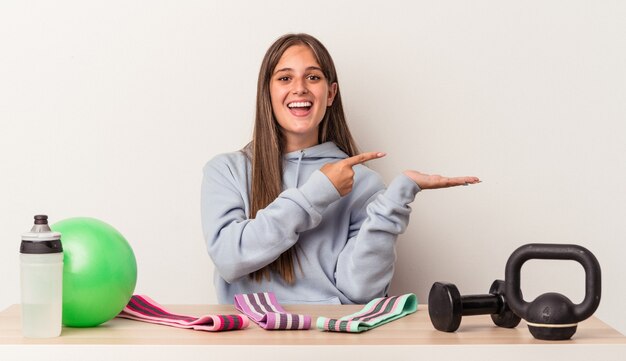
[428,280,521,332]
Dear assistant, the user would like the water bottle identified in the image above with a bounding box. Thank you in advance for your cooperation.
[20,215,64,338]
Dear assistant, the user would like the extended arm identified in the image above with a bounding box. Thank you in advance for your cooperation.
[324,154,480,303]
[334,174,419,303]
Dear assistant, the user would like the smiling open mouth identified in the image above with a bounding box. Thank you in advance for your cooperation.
[287,101,312,116]
[288,101,312,110]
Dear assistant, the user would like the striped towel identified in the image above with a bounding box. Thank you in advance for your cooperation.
[117,295,249,331]
[317,293,418,333]
[234,292,311,330]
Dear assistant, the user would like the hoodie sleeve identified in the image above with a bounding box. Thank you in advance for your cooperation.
[334,172,420,303]
[201,155,341,283]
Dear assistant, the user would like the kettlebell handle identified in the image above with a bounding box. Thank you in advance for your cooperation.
[505,243,601,322]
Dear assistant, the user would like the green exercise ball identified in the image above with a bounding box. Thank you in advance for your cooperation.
[51,217,137,327]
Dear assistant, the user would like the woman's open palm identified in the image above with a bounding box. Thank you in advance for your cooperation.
[403,170,480,190]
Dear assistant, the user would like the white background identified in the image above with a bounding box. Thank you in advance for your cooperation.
[1,1,625,334]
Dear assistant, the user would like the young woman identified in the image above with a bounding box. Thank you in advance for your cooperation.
[201,33,479,304]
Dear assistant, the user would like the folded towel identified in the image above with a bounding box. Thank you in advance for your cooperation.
[234,292,311,330]
[317,293,417,332]
[117,295,249,331]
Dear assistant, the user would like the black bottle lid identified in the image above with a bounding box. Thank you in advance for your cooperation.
[20,215,63,254]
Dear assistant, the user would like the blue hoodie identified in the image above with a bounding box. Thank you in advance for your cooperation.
[201,142,420,304]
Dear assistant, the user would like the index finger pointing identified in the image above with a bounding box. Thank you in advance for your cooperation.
[342,152,386,167]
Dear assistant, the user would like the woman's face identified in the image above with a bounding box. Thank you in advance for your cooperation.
[270,44,337,152]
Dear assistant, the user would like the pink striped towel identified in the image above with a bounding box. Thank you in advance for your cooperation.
[117,295,249,331]
[234,292,311,330]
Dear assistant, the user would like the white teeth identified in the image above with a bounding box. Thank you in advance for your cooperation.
[288,101,312,108]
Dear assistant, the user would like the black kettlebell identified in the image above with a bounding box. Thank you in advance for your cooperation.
[505,243,601,340]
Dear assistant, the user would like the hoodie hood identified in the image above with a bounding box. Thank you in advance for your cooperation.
[241,141,347,163]
[239,141,348,188]
[283,142,348,187]
[283,142,348,163]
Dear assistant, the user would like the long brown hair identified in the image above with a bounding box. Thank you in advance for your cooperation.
[249,33,359,283]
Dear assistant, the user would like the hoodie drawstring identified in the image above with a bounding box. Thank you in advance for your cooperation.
[294,150,305,187]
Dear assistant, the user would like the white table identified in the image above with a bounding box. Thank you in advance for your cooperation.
[1,304,625,360]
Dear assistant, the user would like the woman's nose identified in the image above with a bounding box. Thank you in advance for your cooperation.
[292,79,308,95]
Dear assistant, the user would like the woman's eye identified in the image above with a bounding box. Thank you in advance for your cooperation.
[277,76,290,81]
[307,75,321,81]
